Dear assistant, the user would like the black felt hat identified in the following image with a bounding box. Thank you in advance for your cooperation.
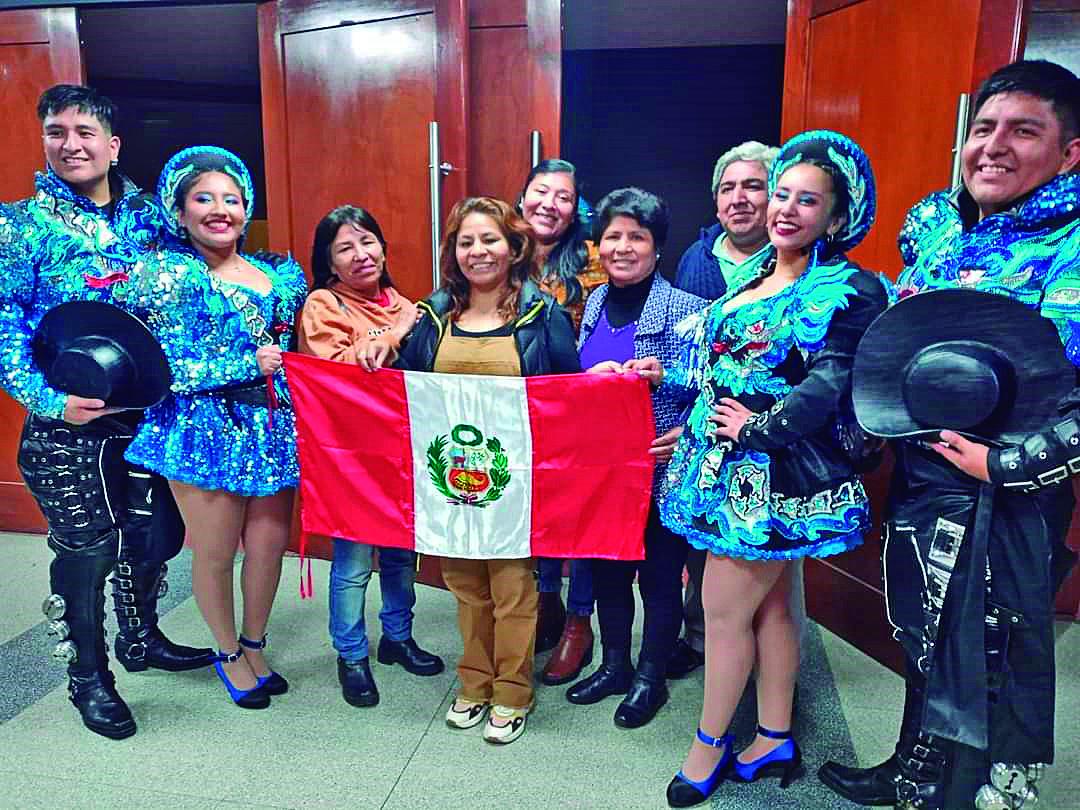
[32,301,172,409]
[853,289,1074,443]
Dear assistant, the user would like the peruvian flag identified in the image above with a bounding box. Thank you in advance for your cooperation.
[284,353,654,561]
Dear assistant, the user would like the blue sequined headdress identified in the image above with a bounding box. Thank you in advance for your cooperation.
[156,145,255,242]
[769,129,876,256]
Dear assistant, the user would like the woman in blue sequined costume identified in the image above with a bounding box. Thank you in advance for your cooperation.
[125,147,308,708]
[659,131,888,807]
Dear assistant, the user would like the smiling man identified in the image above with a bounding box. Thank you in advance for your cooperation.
[819,60,1080,809]
[0,85,214,740]
[674,141,778,301]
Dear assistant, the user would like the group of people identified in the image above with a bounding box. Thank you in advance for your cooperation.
[1,55,1078,809]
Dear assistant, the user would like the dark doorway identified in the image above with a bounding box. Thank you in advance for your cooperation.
[560,1,786,275]
[80,3,266,241]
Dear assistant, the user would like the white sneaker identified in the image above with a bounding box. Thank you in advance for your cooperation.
[482,703,531,744]
[446,697,489,729]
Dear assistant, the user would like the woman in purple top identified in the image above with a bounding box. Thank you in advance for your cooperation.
[567,187,707,728]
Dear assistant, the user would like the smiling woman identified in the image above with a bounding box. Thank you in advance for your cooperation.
[360,196,581,745]
[122,145,309,712]
[297,205,443,708]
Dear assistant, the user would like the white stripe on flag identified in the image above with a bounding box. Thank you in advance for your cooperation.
[405,371,533,559]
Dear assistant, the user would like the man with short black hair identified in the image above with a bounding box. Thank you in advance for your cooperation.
[820,60,1080,809]
[0,84,214,740]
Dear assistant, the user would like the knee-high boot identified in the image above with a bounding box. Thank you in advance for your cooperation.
[46,531,136,740]
[111,558,215,672]
[818,670,926,805]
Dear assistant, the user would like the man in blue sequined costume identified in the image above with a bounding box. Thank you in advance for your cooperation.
[0,86,214,740]
[820,61,1080,809]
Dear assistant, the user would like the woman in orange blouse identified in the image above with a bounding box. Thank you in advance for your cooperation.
[298,205,443,709]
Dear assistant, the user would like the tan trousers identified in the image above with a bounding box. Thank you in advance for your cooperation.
[440,556,537,709]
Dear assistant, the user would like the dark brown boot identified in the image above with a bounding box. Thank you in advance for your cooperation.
[541,615,594,685]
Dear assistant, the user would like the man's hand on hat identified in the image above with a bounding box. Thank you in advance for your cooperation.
[930,429,991,483]
[256,345,283,376]
[63,395,122,425]
[711,398,756,441]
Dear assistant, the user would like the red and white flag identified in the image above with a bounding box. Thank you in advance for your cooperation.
[284,353,654,562]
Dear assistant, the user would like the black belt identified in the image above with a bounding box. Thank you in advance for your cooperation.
[195,379,270,408]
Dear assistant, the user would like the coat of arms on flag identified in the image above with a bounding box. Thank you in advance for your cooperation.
[428,424,510,507]
[284,353,655,561]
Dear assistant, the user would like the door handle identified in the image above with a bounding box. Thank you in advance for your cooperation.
[951,93,970,190]
[429,121,443,291]
[531,130,542,168]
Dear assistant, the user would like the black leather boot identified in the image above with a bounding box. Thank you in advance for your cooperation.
[338,657,379,707]
[48,531,136,740]
[112,559,215,672]
[566,647,633,705]
[614,659,669,728]
[892,732,950,809]
[819,671,924,805]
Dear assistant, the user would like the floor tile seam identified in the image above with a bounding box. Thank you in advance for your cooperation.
[378,674,460,810]
[0,767,292,808]
[0,551,199,726]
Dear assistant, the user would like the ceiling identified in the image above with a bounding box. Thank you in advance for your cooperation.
[78,1,787,85]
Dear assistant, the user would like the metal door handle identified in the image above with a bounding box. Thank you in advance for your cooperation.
[429,122,442,291]
[531,131,542,167]
[951,93,970,190]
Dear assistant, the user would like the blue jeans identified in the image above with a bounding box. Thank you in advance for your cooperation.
[329,540,416,662]
[537,557,594,616]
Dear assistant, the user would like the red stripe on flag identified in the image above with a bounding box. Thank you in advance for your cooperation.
[525,372,652,561]
[283,353,415,551]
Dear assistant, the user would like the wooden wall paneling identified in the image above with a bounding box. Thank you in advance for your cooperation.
[46,7,83,83]
[435,0,469,216]
[527,0,561,161]
[469,0,526,27]
[780,0,812,140]
[276,0,429,35]
[257,1,292,257]
[0,6,83,533]
[468,27,530,201]
[971,0,1030,89]
[802,0,983,279]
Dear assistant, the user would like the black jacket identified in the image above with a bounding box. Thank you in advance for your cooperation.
[396,280,581,376]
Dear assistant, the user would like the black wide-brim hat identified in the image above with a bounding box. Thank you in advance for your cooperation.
[853,289,1074,444]
[32,301,172,409]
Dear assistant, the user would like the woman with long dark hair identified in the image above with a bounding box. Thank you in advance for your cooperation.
[298,205,443,710]
[518,159,606,682]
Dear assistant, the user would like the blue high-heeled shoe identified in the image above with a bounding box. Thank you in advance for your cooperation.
[240,634,289,695]
[732,725,804,788]
[214,649,270,709]
[666,728,734,807]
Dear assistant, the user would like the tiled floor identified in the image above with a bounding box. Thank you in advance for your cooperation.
[0,532,1075,809]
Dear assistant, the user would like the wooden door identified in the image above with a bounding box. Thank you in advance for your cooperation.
[467,0,561,201]
[260,0,467,578]
[782,0,1028,670]
[0,6,83,533]
[258,0,467,303]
